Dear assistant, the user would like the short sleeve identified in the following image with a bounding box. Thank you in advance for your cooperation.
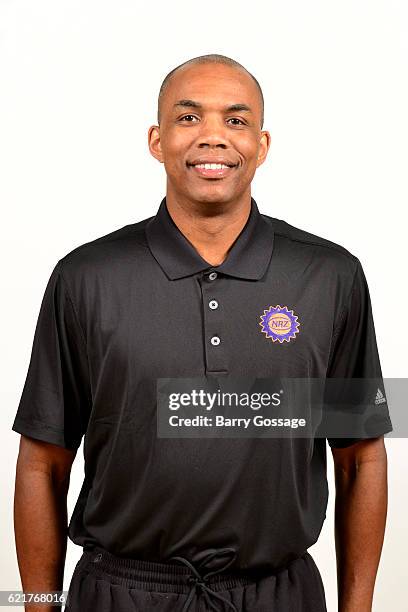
[325,258,393,448]
[11,260,92,450]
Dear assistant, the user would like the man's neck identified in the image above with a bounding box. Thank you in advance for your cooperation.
[164,192,252,267]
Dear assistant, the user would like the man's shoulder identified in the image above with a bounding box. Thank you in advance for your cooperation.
[57,214,154,276]
[264,213,360,274]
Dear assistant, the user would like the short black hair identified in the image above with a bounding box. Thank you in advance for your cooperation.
[157,54,264,129]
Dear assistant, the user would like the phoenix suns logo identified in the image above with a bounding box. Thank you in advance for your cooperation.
[259,305,300,343]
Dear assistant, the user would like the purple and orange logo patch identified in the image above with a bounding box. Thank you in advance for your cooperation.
[259,305,300,343]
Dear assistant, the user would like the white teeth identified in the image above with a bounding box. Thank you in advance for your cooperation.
[194,163,230,170]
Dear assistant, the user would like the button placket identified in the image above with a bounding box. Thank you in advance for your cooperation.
[200,272,228,373]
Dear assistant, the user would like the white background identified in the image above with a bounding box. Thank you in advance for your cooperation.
[1,0,407,610]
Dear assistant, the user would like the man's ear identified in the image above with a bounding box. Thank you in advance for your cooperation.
[256,131,271,168]
[148,125,164,163]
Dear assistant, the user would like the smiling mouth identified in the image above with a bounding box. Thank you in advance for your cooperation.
[187,163,238,179]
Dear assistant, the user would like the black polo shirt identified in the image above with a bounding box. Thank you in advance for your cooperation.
[12,196,392,572]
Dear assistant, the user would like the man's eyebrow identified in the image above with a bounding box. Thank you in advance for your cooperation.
[173,99,202,110]
[173,99,253,113]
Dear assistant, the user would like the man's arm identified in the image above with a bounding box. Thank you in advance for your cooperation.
[331,436,388,612]
[13,435,77,612]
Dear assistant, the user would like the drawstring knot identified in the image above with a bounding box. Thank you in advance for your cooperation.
[187,574,207,586]
[169,547,238,612]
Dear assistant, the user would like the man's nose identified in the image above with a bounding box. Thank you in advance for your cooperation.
[197,117,229,147]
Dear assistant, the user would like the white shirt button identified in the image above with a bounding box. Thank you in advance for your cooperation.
[209,300,218,310]
[210,336,221,346]
[208,272,218,281]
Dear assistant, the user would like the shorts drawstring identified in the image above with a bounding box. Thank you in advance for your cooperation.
[169,547,239,612]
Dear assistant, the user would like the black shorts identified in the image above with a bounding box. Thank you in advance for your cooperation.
[65,546,327,612]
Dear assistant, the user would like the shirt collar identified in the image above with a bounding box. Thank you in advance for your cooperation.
[145,196,274,281]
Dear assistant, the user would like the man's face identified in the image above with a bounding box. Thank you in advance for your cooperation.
[148,63,271,206]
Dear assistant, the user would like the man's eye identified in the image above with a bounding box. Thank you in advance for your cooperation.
[227,118,245,125]
[179,115,198,122]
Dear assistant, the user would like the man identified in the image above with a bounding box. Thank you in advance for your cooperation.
[12,54,392,612]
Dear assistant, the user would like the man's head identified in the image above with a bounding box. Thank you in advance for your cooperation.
[157,55,265,130]
[148,54,271,207]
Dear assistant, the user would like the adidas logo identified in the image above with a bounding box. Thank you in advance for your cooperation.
[375,388,387,405]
